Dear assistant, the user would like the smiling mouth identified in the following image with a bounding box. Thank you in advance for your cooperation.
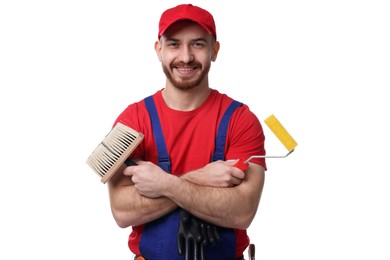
[175,66,198,75]
[172,61,201,72]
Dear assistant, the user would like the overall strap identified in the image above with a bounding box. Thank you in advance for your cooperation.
[144,95,171,173]
[212,100,243,162]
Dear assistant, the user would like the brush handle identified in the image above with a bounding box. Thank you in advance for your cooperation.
[124,158,137,166]
[233,159,248,171]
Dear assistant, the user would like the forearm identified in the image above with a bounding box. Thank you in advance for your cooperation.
[116,160,264,229]
[109,184,177,227]
[164,164,265,229]
[108,165,177,228]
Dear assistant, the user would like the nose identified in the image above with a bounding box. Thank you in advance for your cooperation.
[178,45,194,63]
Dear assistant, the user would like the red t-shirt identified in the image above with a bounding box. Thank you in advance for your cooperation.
[114,89,266,257]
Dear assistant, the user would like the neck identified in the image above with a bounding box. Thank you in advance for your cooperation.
[162,83,211,111]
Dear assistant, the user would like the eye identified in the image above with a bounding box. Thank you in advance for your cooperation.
[167,42,178,48]
[193,41,205,48]
[165,40,179,48]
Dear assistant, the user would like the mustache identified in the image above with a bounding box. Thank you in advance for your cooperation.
[171,61,202,69]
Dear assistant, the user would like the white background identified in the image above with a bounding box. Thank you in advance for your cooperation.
[1,0,389,259]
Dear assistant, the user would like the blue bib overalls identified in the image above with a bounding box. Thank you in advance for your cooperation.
[138,95,242,260]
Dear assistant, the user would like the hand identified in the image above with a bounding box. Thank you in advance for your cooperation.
[183,160,245,188]
[177,209,220,260]
[123,160,170,198]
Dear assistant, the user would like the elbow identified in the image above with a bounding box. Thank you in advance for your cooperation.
[108,181,138,228]
[232,196,260,229]
[115,218,130,229]
[233,212,256,230]
[111,208,133,229]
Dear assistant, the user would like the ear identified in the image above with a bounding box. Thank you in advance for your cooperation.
[154,40,162,61]
[211,41,220,62]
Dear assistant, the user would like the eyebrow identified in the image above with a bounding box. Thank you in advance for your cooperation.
[163,37,209,43]
[192,38,208,43]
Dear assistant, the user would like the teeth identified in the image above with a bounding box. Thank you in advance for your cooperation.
[178,68,192,71]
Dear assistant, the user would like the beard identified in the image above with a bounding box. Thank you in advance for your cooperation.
[162,61,211,90]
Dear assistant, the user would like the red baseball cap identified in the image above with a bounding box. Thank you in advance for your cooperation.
[158,4,217,39]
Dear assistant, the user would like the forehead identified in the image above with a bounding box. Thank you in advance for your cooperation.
[161,20,212,41]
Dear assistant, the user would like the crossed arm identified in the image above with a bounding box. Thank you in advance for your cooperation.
[108,160,265,229]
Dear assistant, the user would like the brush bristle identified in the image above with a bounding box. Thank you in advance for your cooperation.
[86,123,144,183]
[264,114,297,152]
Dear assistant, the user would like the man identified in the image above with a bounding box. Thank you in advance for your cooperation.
[108,4,266,260]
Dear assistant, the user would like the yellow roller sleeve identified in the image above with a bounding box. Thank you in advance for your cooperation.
[264,114,298,152]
